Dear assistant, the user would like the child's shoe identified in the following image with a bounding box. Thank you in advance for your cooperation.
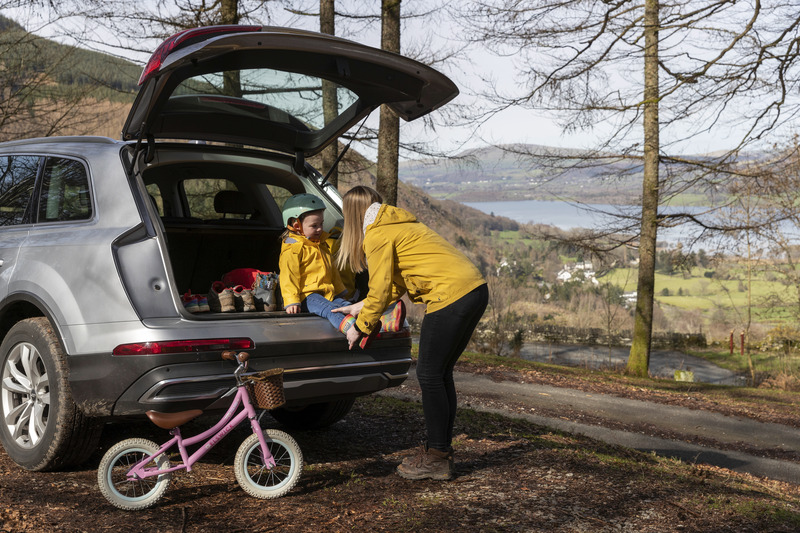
[358,326,381,349]
[338,314,356,333]
[379,300,406,332]
[181,292,200,313]
[208,281,236,313]
[195,294,210,313]
[232,285,256,312]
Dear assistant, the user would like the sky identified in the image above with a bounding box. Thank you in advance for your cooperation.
[0,2,775,161]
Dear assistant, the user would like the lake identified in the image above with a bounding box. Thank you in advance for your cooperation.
[463,199,629,230]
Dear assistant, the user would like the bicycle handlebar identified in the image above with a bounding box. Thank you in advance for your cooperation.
[223,351,250,384]
[222,350,249,363]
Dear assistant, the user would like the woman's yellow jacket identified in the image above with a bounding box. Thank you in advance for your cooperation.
[356,204,486,334]
[279,231,345,307]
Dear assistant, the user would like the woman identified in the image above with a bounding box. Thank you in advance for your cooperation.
[333,186,488,481]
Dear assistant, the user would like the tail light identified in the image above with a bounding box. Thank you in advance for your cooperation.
[139,25,262,85]
[113,338,254,356]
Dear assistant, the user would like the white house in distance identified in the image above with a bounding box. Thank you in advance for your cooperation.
[556,261,599,285]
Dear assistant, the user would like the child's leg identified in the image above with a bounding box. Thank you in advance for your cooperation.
[303,293,354,331]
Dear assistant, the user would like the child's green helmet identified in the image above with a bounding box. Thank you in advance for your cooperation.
[282,193,326,226]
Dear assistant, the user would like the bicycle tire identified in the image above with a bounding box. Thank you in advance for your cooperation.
[234,429,302,499]
[97,438,171,510]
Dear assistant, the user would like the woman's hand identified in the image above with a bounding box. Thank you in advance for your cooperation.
[285,304,301,314]
[332,300,365,317]
[344,326,361,350]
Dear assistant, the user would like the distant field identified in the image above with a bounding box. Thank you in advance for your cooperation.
[602,267,797,321]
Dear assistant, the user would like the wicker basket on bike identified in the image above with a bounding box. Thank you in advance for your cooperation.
[244,368,286,410]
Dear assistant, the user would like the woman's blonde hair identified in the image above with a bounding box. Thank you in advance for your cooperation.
[336,186,383,273]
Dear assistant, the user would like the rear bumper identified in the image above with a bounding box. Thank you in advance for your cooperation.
[136,357,410,411]
[68,334,411,417]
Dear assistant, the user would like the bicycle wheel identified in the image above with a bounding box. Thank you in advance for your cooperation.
[97,438,171,510]
[234,428,302,499]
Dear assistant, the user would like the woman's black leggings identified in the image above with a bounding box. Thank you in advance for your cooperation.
[416,283,489,452]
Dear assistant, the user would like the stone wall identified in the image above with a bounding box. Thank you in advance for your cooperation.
[526,324,707,350]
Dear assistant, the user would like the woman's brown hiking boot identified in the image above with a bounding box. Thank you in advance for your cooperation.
[396,445,454,480]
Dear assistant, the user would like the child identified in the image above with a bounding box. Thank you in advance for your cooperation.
[278,193,405,347]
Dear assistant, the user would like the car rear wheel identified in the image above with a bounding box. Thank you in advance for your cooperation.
[269,397,356,430]
[0,318,102,471]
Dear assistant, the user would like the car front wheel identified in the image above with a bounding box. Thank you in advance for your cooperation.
[0,317,102,471]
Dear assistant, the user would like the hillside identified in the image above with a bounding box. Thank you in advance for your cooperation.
[0,16,141,101]
[399,144,646,204]
[0,16,139,140]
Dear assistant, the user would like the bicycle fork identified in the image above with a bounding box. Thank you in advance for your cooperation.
[251,417,276,468]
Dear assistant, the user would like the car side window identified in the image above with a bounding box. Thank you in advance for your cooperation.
[183,179,242,221]
[267,185,293,213]
[39,157,92,223]
[146,183,164,216]
[0,155,39,226]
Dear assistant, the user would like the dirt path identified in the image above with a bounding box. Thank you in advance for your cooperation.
[379,368,800,483]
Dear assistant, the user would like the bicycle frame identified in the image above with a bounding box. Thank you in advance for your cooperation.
[125,383,275,481]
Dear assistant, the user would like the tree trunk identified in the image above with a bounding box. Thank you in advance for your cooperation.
[626,0,660,377]
[220,0,239,23]
[221,0,240,97]
[376,0,401,206]
[320,0,339,187]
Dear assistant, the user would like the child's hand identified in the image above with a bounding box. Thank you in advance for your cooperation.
[285,304,301,314]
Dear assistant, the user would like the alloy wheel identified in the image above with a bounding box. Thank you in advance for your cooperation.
[1,342,50,449]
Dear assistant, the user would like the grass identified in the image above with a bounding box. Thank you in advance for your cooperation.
[689,346,800,377]
[601,266,799,326]
[603,267,794,301]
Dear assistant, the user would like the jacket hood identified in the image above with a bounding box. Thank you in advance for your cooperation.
[368,204,417,232]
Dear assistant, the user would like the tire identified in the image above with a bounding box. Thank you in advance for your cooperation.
[97,438,171,511]
[0,317,102,471]
[269,397,355,430]
[234,429,302,499]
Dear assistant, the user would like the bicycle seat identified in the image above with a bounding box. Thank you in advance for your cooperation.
[146,409,204,429]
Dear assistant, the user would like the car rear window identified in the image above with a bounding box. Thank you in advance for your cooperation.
[38,158,92,223]
[172,68,359,132]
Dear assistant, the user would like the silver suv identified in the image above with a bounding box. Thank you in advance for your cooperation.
[0,25,457,471]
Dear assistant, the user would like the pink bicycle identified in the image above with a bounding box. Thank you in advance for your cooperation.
[97,351,302,510]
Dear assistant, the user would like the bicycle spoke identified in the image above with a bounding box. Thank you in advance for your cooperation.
[248,449,289,486]
[110,451,160,498]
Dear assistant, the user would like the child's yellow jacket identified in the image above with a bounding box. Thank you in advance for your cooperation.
[356,205,486,334]
[279,231,345,307]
